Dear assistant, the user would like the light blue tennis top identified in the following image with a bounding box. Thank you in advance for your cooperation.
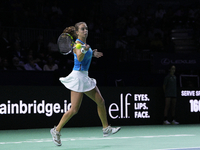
[73,39,93,71]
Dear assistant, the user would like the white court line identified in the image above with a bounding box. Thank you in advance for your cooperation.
[155,146,200,150]
[0,134,195,145]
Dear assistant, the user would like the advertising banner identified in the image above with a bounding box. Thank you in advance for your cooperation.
[0,86,199,130]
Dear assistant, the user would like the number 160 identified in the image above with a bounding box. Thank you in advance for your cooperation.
[189,100,200,112]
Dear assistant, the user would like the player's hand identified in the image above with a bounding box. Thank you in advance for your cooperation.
[83,44,90,51]
[93,49,103,58]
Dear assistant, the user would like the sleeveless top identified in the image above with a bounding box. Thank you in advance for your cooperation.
[73,39,93,71]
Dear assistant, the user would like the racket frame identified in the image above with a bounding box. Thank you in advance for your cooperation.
[57,33,75,55]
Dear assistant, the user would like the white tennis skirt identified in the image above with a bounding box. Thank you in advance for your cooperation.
[59,70,96,92]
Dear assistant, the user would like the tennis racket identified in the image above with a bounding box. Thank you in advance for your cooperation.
[57,33,74,55]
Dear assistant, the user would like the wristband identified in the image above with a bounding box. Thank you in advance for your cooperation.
[81,48,87,54]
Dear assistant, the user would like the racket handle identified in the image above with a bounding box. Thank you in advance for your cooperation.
[81,45,86,48]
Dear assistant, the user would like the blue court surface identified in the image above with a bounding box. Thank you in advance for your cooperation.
[0,124,200,150]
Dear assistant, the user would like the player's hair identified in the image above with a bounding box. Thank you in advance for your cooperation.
[63,22,86,39]
[63,26,76,38]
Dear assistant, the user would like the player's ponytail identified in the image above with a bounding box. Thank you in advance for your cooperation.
[63,26,76,38]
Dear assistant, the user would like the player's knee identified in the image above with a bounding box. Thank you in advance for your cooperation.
[69,108,79,116]
[97,98,105,106]
[73,109,79,115]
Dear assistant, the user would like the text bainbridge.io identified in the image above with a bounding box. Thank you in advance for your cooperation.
[0,100,71,117]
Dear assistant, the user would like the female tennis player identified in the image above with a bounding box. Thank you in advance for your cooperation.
[50,22,121,146]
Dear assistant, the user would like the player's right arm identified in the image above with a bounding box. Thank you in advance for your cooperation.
[74,44,90,62]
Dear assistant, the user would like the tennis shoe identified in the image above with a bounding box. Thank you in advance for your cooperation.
[50,126,62,146]
[163,120,171,125]
[171,120,179,125]
[103,126,121,137]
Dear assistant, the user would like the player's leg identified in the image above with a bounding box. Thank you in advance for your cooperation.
[163,97,171,124]
[50,91,83,146]
[84,86,121,137]
[84,86,108,128]
[56,91,83,132]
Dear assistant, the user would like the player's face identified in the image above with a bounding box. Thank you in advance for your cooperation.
[77,23,88,38]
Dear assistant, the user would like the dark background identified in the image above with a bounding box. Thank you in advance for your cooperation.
[0,0,200,87]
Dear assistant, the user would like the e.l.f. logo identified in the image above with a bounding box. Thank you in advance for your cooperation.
[108,93,131,119]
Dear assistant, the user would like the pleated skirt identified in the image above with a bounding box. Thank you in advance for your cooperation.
[59,70,96,92]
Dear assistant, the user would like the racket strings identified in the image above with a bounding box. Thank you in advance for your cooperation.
[58,33,75,55]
